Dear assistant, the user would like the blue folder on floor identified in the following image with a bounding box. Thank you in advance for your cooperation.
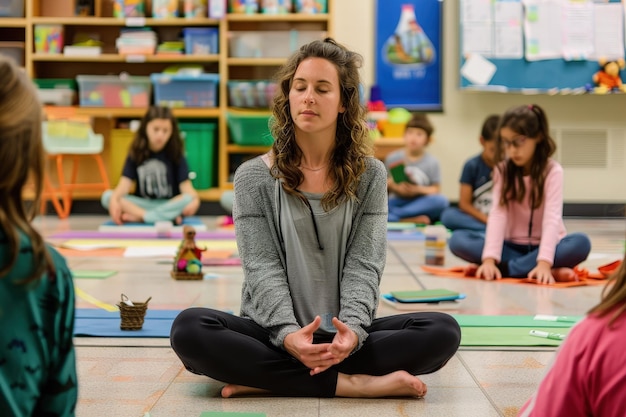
[74,308,181,338]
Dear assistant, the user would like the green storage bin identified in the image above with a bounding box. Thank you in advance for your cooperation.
[179,122,216,190]
[227,111,274,146]
[34,78,77,90]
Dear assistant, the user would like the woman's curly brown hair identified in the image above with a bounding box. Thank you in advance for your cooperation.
[269,37,372,211]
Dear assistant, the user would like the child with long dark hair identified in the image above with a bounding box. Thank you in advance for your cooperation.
[101,106,199,224]
[0,56,77,416]
[449,104,591,284]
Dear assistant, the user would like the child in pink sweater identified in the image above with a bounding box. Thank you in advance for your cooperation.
[448,104,590,284]
[518,255,626,416]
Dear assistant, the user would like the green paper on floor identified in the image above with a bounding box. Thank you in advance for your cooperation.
[453,314,582,328]
[72,270,117,279]
[200,412,266,417]
[460,326,571,346]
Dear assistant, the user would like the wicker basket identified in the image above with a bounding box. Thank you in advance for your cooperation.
[117,294,151,330]
[170,271,203,280]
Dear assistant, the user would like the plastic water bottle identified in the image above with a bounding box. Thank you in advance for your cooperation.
[424,225,447,266]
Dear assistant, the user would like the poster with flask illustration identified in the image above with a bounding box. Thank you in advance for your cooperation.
[375,0,442,111]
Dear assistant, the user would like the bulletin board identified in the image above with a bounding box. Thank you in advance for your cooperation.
[459,0,626,93]
[375,0,443,111]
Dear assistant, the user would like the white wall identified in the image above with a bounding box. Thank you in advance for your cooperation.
[331,0,626,203]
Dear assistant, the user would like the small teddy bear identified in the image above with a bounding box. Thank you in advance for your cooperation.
[592,58,626,94]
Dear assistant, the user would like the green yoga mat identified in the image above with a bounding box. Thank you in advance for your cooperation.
[453,314,582,328]
[452,315,580,346]
[460,326,571,346]
[72,270,117,279]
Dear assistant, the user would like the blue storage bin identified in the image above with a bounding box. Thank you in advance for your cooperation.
[183,27,219,55]
[151,73,219,108]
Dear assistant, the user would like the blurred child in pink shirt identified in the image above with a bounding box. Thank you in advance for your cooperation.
[448,104,590,284]
[519,254,626,416]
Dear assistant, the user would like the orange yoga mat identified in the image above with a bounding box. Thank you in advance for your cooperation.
[420,264,612,288]
[57,247,127,258]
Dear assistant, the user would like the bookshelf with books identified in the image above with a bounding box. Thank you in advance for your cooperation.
[0,0,334,203]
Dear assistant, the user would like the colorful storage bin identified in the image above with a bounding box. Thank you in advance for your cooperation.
[34,25,64,54]
[295,0,326,13]
[261,0,292,14]
[114,0,145,17]
[183,27,219,55]
[76,75,151,108]
[152,0,178,17]
[228,30,326,58]
[227,111,274,146]
[151,72,219,108]
[184,0,207,17]
[229,0,259,13]
[228,80,277,108]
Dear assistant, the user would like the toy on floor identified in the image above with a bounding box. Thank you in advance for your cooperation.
[171,225,206,280]
[592,58,626,94]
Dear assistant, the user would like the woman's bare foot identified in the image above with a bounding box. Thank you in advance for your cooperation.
[399,215,431,225]
[336,371,427,398]
[121,212,143,223]
[552,267,577,282]
[221,384,271,398]
[174,216,183,225]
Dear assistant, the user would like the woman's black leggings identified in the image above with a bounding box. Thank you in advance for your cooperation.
[170,308,461,397]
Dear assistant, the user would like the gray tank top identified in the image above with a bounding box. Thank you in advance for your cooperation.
[278,186,353,335]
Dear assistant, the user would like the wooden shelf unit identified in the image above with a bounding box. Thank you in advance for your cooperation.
[1,0,335,201]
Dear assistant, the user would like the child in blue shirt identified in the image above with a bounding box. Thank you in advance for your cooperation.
[385,113,448,224]
[441,114,500,231]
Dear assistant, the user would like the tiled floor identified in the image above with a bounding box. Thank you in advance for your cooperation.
[35,215,625,417]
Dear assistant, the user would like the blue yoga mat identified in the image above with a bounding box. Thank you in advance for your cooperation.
[74,308,181,338]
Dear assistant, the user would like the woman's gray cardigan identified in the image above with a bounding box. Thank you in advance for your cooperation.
[232,155,388,351]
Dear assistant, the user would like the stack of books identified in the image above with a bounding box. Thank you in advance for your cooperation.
[156,41,185,56]
[63,35,103,57]
[116,27,157,55]
[381,289,465,311]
